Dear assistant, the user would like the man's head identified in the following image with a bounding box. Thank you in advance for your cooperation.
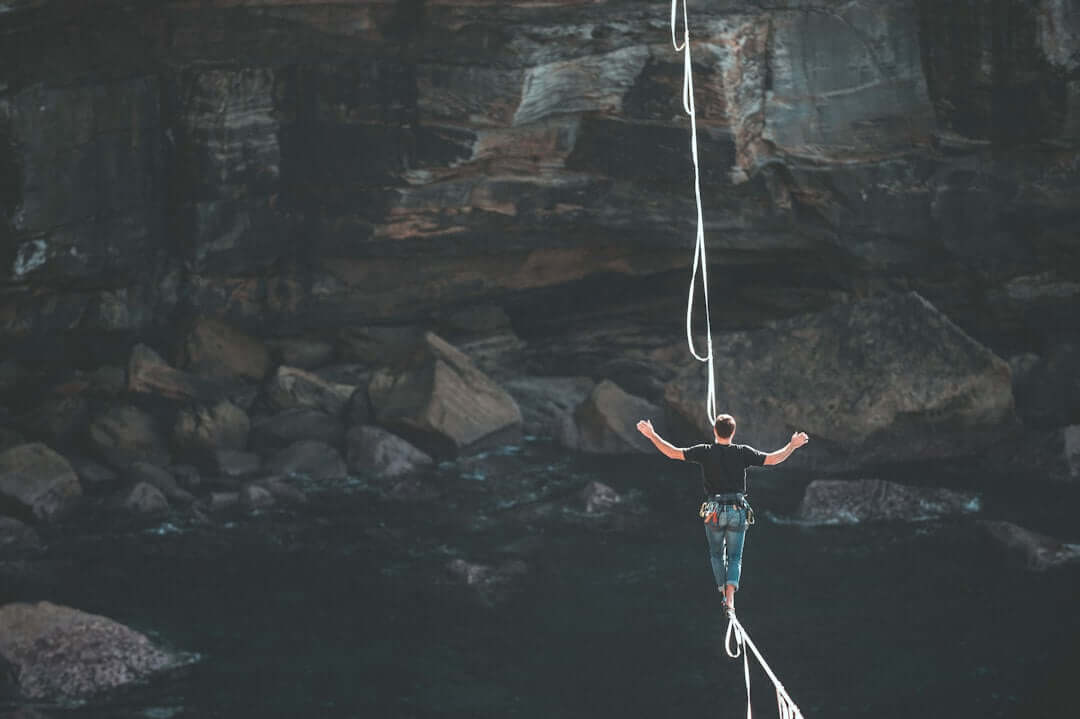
[713,414,736,442]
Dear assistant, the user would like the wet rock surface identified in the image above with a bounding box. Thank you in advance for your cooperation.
[0,444,82,522]
[345,426,433,480]
[796,478,980,524]
[561,379,662,454]
[666,293,1015,467]
[369,332,522,458]
[978,520,1080,571]
[0,601,184,701]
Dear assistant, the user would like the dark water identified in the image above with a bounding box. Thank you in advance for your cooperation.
[3,439,1079,719]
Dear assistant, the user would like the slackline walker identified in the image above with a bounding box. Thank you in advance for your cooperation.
[668,2,807,718]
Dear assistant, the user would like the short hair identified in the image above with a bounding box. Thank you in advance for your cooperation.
[713,414,736,439]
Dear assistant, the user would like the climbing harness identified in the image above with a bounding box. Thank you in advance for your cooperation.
[670,0,717,425]
[699,495,756,525]
[669,3,805,717]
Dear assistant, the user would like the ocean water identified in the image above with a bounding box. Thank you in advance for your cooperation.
[2,440,1078,719]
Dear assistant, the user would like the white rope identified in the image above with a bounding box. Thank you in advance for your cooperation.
[671,0,716,424]
[671,5,805,717]
[725,612,805,719]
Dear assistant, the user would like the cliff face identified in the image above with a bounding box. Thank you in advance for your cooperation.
[1,0,1078,363]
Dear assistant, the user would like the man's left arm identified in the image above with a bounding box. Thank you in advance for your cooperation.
[763,431,810,466]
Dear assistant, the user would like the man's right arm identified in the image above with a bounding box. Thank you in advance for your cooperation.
[636,419,686,460]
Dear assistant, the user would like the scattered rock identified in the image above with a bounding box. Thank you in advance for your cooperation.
[121,482,169,516]
[206,492,240,512]
[264,366,356,416]
[561,379,661,454]
[20,394,89,445]
[445,558,528,606]
[505,376,595,438]
[125,463,193,505]
[336,325,425,366]
[68,455,119,491]
[978,521,1080,571]
[796,478,980,524]
[252,475,308,505]
[1064,425,1080,479]
[127,343,222,403]
[249,408,345,452]
[0,443,82,522]
[171,399,250,461]
[345,426,433,479]
[267,440,347,482]
[581,480,622,514]
[0,601,182,700]
[210,449,261,480]
[0,517,43,559]
[239,483,275,510]
[169,464,201,492]
[176,317,271,382]
[87,404,169,469]
[266,336,335,369]
[666,293,1014,468]
[368,332,522,457]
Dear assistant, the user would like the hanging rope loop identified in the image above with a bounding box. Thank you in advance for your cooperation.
[670,0,716,424]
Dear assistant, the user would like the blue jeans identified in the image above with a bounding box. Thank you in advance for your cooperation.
[704,505,748,590]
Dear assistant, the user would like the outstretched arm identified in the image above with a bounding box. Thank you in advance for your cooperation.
[764,431,810,466]
[636,419,686,460]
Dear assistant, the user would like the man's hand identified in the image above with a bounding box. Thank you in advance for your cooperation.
[790,431,809,449]
[636,419,655,438]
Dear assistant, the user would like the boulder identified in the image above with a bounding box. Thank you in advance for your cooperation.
[581,480,622,514]
[121,482,169,516]
[445,558,528,606]
[267,440,347,482]
[68,455,119,491]
[266,336,335,370]
[125,463,193,505]
[206,492,240,512]
[210,449,261,480]
[264,366,356,416]
[978,521,1080,571]
[796,479,980,524]
[336,325,425,366]
[665,293,1014,468]
[20,394,89,445]
[0,517,43,559]
[504,376,595,438]
[169,464,201,492]
[1066,426,1080,479]
[171,399,250,461]
[345,426,433,479]
[249,408,345,451]
[127,343,222,403]
[239,483,275,510]
[176,317,271,381]
[253,476,308,505]
[561,379,661,454]
[0,601,182,700]
[0,443,82,522]
[87,404,169,468]
[368,332,522,457]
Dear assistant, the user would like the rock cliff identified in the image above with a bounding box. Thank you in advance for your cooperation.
[2,0,1078,447]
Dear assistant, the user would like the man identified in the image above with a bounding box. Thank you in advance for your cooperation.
[636,414,809,615]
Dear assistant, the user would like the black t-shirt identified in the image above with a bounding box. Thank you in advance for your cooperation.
[684,443,767,496]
